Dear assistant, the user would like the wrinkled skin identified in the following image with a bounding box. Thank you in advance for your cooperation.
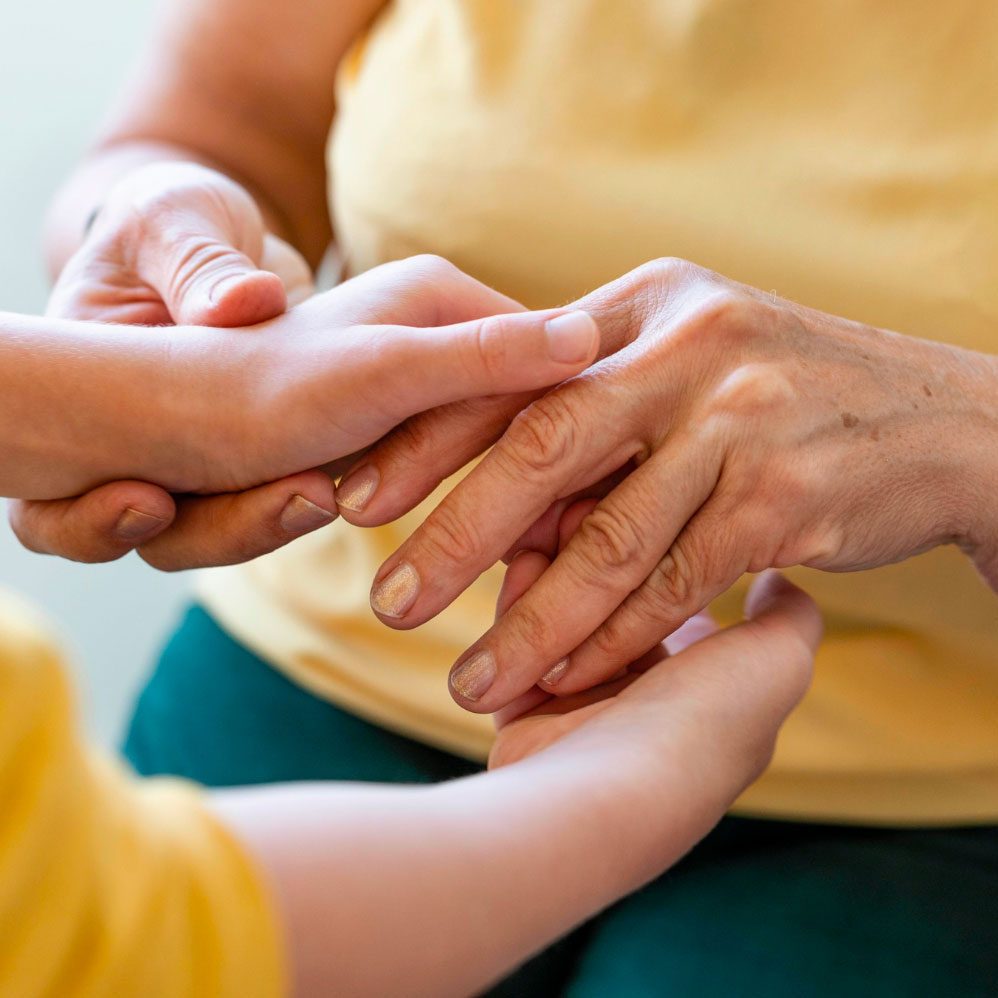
[342,259,998,712]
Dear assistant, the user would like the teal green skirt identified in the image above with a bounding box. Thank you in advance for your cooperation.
[125,605,998,997]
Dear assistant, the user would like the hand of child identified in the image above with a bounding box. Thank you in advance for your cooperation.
[8,254,599,569]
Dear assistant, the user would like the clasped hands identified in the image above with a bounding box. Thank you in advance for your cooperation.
[24,162,998,742]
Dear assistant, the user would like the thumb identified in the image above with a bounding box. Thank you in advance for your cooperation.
[375,309,600,418]
[128,175,288,328]
[174,253,288,328]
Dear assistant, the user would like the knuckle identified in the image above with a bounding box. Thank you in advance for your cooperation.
[587,616,631,661]
[471,314,512,379]
[634,256,691,288]
[421,502,487,566]
[691,287,751,332]
[383,414,440,469]
[502,393,579,477]
[507,596,561,655]
[403,253,459,283]
[574,504,645,574]
[709,362,797,421]
[644,544,701,616]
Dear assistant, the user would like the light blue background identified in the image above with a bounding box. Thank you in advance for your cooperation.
[0,1,188,745]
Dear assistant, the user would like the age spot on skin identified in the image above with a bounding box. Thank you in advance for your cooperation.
[922,383,934,397]
[841,412,860,429]
[869,427,880,441]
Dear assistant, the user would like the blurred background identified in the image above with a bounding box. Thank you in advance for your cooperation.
[0,1,187,745]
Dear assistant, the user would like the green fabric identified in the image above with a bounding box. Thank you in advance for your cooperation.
[125,605,998,998]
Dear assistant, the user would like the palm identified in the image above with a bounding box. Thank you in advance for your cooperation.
[489,543,720,770]
[491,616,714,769]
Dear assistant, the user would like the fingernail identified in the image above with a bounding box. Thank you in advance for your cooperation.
[450,650,496,702]
[541,658,570,686]
[115,507,168,542]
[371,562,420,618]
[545,311,598,364]
[337,466,380,512]
[279,494,337,535]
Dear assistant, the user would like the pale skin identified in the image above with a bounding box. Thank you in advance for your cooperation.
[3,254,598,510]
[217,566,820,998]
[1,299,821,995]
[20,0,993,982]
[17,0,389,563]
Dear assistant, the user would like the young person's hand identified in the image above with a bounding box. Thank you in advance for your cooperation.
[48,160,313,326]
[11,160,315,564]
[489,501,818,780]
[213,509,820,997]
[3,256,599,569]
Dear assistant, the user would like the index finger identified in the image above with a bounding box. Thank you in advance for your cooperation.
[337,265,653,526]
[366,371,638,630]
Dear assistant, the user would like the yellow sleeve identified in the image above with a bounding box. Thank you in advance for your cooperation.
[0,592,286,998]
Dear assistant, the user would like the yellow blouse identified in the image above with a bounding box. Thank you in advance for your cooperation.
[200,0,998,824]
[0,591,284,996]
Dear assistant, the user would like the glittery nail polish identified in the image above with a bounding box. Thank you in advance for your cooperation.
[450,650,496,701]
[371,562,420,618]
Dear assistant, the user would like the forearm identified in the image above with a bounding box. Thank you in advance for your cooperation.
[213,744,721,998]
[0,312,224,499]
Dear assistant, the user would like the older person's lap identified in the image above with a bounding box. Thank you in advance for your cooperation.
[567,818,998,997]
[126,604,998,998]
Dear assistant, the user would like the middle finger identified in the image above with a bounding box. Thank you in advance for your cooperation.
[445,435,720,712]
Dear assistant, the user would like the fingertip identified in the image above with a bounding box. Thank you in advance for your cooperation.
[335,464,382,522]
[10,483,177,565]
[745,571,823,651]
[186,270,288,328]
[663,611,719,655]
[280,468,339,521]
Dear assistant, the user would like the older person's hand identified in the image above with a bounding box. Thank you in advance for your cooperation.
[11,159,598,569]
[11,161,315,564]
[7,252,599,570]
[340,259,998,711]
[488,500,820,777]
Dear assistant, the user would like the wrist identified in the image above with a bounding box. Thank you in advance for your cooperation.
[154,323,273,493]
[0,312,248,499]
[486,734,716,901]
[950,349,998,555]
[917,339,998,548]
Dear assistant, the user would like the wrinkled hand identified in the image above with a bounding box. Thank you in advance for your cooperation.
[489,500,821,804]
[341,258,998,711]
[12,161,315,566]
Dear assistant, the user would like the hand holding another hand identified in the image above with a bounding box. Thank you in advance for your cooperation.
[342,258,998,711]
[490,500,821,852]
[10,161,600,570]
[12,161,314,565]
